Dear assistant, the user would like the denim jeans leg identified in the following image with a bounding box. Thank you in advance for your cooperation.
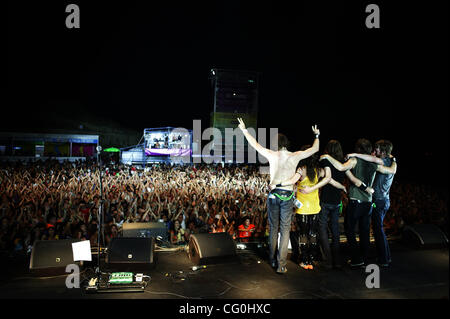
[359,202,373,264]
[328,204,341,266]
[278,198,293,268]
[267,196,280,265]
[385,200,391,263]
[318,205,331,264]
[345,200,361,264]
[372,198,391,264]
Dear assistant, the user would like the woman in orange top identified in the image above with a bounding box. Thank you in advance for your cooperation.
[276,145,345,270]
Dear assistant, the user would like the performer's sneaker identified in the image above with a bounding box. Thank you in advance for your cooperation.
[271,261,277,268]
[299,263,309,270]
[348,260,365,269]
[276,266,287,274]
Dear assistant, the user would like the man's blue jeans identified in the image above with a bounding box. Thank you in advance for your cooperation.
[345,199,373,264]
[318,202,341,266]
[267,192,294,268]
[372,198,391,264]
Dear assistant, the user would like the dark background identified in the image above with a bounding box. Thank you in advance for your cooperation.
[6,0,449,186]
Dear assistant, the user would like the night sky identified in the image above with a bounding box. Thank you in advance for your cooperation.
[6,1,449,185]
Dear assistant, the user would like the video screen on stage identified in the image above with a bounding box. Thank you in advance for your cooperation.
[143,128,192,157]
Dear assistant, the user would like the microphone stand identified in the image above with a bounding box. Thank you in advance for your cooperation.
[96,146,104,277]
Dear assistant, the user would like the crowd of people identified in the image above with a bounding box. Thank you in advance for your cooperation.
[0,158,447,258]
[0,159,270,254]
[384,182,448,236]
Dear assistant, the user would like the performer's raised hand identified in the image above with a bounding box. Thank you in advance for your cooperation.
[237,118,246,131]
[312,124,320,136]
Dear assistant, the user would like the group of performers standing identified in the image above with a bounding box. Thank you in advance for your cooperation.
[237,118,397,273]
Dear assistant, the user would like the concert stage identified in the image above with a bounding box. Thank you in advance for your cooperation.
[0,241,448,300]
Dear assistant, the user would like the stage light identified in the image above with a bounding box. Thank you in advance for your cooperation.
[211,69,215,75]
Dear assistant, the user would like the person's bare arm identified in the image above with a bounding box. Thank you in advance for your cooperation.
[299,167,331,194]
[377,158,397,175]
[345,170,374,194]
[347,153,384,165]
[320,155,356,172]
[328,178,347,193]
[348,153,397,175]
[270,169,302,190]
[345,170,361,187]
[237,118,274,161]
[291,125,320,162]
[320,162,347,192]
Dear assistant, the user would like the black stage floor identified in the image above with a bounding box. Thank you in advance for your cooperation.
[0,241,448,300]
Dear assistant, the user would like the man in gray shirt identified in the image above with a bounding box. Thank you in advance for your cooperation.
[321,138,396,268]
[347,140,397,267]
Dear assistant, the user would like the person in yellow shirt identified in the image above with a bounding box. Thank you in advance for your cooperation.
[273,145,346,270]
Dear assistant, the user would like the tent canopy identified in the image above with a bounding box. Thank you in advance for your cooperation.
[103,147,120,152]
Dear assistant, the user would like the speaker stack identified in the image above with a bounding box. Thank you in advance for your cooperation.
[122,222,168,241]
[187,233,237,265]
[105,237,156,271]
[402,224,449,248]
[29,239,81,276]
[29,223,241,295]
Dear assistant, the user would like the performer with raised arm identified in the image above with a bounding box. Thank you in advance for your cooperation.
[237,118,320,274]
[270,144,348,270]
[320,138,396,268]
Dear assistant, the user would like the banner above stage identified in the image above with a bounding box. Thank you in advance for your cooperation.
[145,148,192,157]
